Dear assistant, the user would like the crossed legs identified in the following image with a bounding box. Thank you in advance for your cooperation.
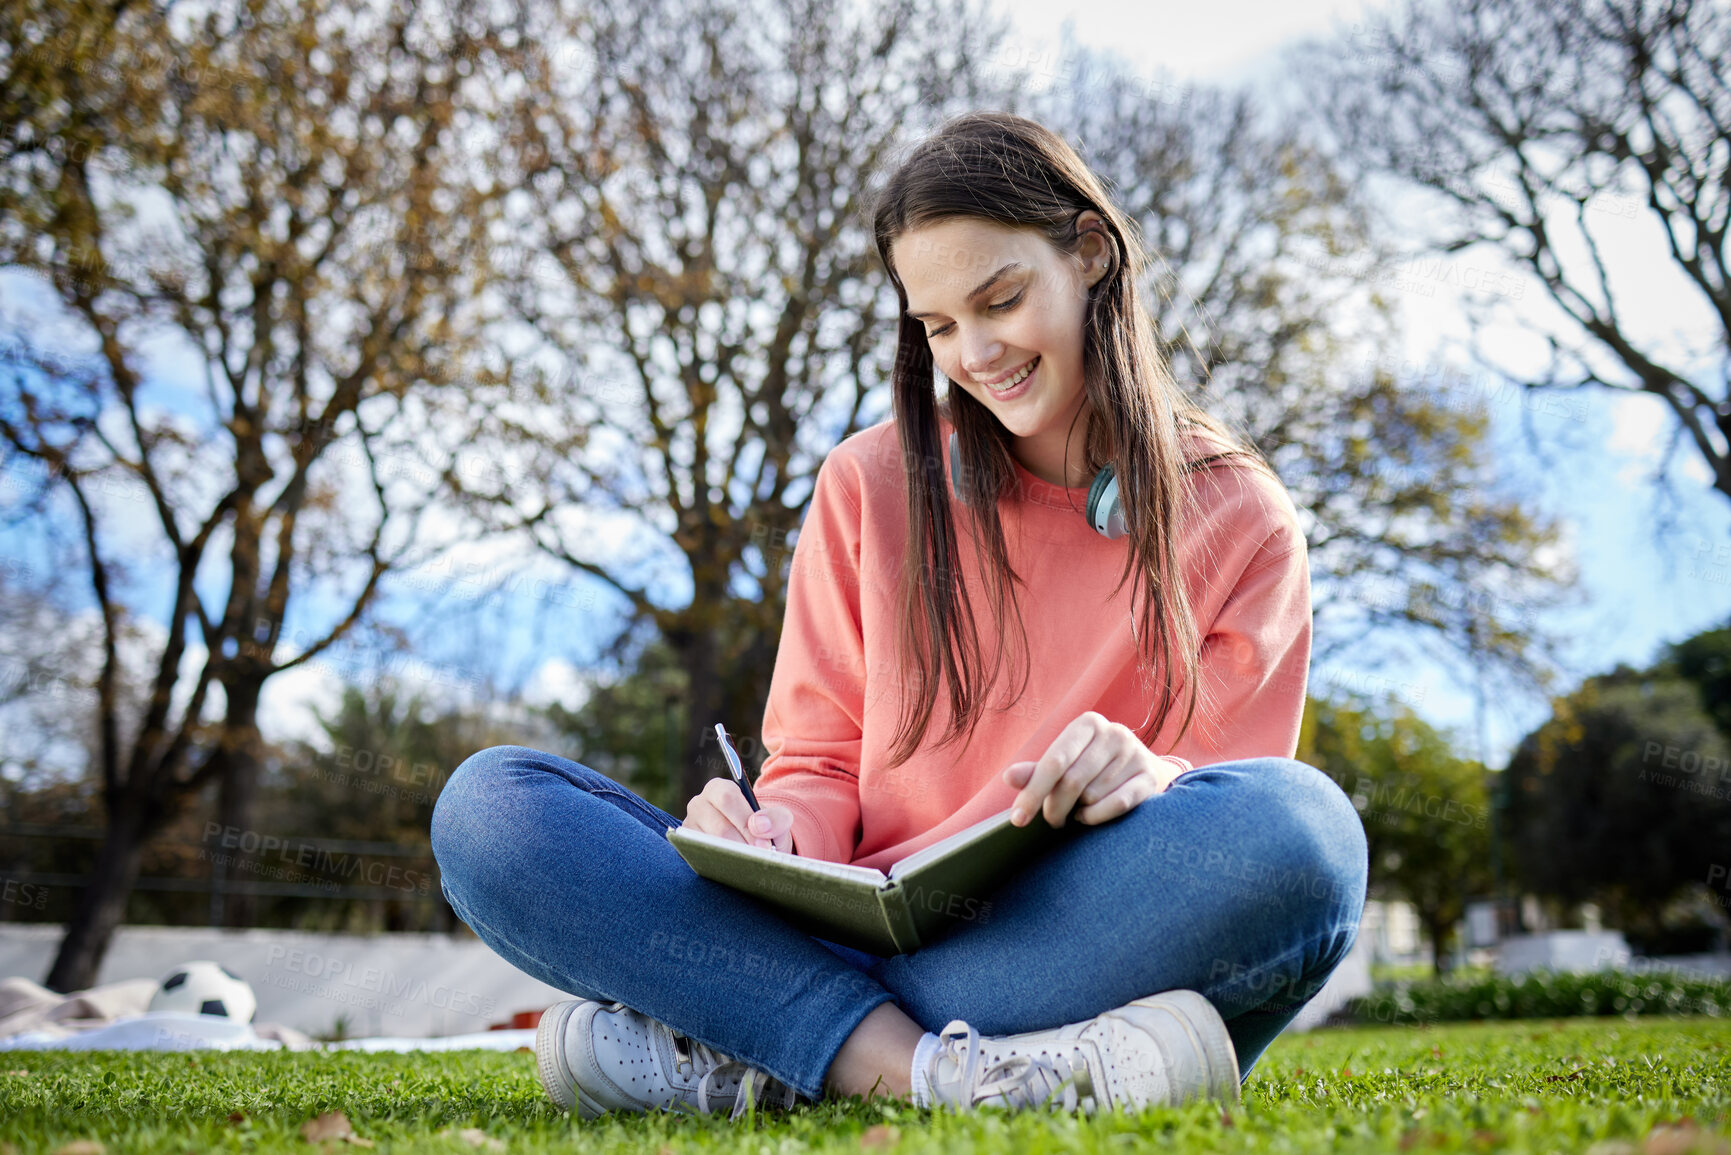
[431,748,1368,1101]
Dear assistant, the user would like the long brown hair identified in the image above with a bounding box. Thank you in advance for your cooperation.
[868,110,1275,770]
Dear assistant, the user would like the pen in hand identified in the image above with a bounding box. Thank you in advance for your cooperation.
[714,723,776,850]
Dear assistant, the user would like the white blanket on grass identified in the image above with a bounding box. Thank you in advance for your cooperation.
[0,977,535,1051]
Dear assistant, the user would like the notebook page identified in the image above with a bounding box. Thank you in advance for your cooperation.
[885,808,1018,880]
[666,827,888,885]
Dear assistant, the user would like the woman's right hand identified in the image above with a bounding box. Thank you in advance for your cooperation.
[683,778,795,852]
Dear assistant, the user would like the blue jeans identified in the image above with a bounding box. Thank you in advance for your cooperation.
[431,747,1367,1101]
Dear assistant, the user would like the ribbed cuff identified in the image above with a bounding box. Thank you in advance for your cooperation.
[753,789,845,862]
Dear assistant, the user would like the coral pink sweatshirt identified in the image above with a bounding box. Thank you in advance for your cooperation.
[753,416,1312,872]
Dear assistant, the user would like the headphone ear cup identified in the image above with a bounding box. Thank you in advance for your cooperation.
[1086,465,1128,539]
[954,430,1125,539]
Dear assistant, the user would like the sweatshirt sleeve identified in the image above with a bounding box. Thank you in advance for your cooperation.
[1173,536,1313,770]
[751,453,867,863]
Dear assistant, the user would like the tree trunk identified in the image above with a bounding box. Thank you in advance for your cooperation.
[677,624,724,809]
[722,621,779,768]
[1427,913,1452,977]
[672,607,782,811]
[216,678,265,928]
[44,798,156,992]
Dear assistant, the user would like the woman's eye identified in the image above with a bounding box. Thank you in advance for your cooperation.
[922,292,1023,340]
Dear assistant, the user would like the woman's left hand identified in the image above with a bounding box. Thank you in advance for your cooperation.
[1002,711,1184,828]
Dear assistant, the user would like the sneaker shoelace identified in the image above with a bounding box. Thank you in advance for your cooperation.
[936,1021,1097,1112]
[670,1031,799,1120]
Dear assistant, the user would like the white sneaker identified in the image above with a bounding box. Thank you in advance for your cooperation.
[921,990,1240,1112]
[534,998,800,1120]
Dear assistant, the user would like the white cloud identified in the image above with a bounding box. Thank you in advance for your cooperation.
[1604,390,1712,487]
[256,658,349,749]
[519,657,593,711]
[988,0,1390,85]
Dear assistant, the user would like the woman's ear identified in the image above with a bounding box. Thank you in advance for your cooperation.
[1075,210,1113,290]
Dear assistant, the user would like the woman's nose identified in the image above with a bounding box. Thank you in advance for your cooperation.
[959,335,1006,380]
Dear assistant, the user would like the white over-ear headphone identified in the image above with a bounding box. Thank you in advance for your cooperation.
[949,432,1127,539]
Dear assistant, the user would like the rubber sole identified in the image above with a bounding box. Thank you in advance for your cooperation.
[534,999,612,1119]
[1128,989,1241,1104]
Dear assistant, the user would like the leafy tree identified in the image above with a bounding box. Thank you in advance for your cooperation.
[449,0,1009,804]
[1503,664,1731,947]
[0,0,515,988]
[1662,621,1731,739]
[1307,0,1731,514]
[1301,693,1493,974]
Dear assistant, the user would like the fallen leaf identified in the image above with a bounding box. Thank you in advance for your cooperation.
[228,1112,247,1126]
[1645,1122,1731,1155]
[52,1143,105,1155]
[1220,1110,1235,1128]
[302,1112,374,1146]
[303,1113,355,1143]
[859,1124,899,1149]
[1341,1064,1354,1078]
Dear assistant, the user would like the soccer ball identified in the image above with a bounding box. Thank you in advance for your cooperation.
[147,960,257,1022]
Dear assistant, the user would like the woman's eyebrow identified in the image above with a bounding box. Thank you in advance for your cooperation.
[906,262,1026,321]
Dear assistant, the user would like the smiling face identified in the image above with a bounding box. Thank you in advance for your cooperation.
[891,213,1111,488]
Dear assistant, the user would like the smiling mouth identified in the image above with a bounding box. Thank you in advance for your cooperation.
[981,356,1039,391]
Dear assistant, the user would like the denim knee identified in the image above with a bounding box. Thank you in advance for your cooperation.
[430,745,543,905]
[1235,756,1368,953]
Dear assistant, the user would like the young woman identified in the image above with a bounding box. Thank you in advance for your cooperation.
[431,111,1367,1120]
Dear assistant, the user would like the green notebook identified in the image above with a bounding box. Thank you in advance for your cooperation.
[664,807,1073,955]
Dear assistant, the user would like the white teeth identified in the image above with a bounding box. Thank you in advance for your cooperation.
[987,357,1037,391]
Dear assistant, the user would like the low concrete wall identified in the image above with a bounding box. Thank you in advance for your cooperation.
[0,925,565,1039]
[1495,931,1631,975]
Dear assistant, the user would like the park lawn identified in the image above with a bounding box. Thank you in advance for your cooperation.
[0,1016,1727,1154]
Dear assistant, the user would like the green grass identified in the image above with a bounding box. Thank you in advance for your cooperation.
[1369,962,1448,984]
[1,1017,1727,1154]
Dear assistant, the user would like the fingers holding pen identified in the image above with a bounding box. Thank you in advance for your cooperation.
[684,778,794,851]
[684,777,750,842]
[746,806,795,852]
